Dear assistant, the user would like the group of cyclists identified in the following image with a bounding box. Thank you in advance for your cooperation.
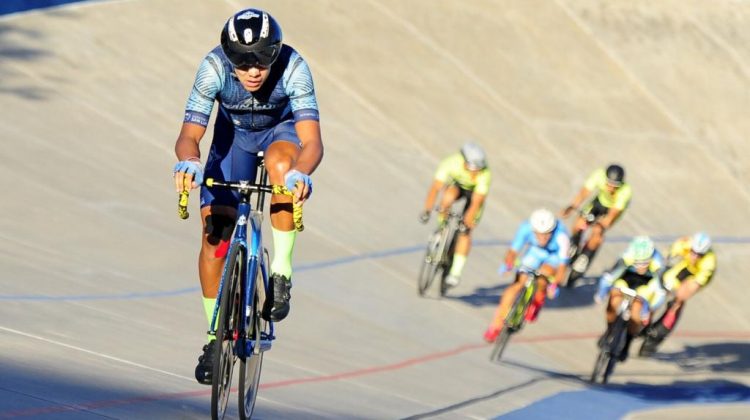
[170,7,717,386]
[419,143,716,363]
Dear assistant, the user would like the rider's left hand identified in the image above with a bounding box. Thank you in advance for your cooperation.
[284,169,312,203]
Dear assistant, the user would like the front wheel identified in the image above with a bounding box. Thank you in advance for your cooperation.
[418,232,444,296]
[211,244,245,420]
[489,325,513,363]
[239,261,267,419]
[590,348,612,384]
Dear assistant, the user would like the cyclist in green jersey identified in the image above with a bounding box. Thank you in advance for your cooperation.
[419,143,491,288]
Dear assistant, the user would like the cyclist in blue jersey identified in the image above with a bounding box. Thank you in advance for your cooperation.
[172,9,323,385]
[484,209,570,342]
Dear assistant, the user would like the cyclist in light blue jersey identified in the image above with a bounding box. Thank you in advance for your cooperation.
[172,8,324,385]
[484,209,570,342]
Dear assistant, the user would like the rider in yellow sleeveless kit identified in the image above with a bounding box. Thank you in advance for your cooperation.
[561,164,632,275]
[420,143,491,288]
[639,232,716,357]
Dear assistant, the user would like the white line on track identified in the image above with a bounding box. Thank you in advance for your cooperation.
[0,325,195,382]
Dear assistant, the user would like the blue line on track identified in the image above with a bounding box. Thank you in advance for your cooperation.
[497,380,750,419]
[0,0,89,16]
[2,235,748,302]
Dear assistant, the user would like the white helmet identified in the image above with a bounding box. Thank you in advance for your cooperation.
[530,208,556,233]
[691,232,712,254]
[460,142,487,171]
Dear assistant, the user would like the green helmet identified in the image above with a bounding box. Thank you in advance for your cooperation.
[626,236,655,262]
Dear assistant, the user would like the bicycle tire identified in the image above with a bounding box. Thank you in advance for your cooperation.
[418,233,442,296]
[211,244,245,420]
[590,348,611,384]
[591,319,625,384]
[439,229,458,297]
[489,280,533,362]
[239,255,268,420]
[489,325,513,362]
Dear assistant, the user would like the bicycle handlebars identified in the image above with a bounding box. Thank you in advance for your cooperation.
[177,178,274,220]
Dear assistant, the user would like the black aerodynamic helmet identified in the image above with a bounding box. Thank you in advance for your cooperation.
[220,9,283,68]
[605,164,625,185]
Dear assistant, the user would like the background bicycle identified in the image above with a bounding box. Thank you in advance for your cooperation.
[489,266,548,363]
[417,209,463,297]
[564,209,597,288]
[590,286,640,384]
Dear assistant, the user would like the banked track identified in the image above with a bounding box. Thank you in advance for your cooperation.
[1,0,749,418]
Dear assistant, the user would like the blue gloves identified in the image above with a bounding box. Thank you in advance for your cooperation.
[173,159,203,189]
[284,169,312,199]
[594,272,614,304]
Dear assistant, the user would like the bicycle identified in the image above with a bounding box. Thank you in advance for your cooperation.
[564,209,597,288]
[489,266,548,363]
[178,154,281,420]
[590,286,639,384]
[417,209,462,297]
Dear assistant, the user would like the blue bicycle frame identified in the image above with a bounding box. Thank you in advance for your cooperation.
[208,176,275,358]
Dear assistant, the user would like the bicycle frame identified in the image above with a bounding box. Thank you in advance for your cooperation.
[208,171,275,358]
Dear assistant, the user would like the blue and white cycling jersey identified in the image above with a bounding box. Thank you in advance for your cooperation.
[184,44,319,142]
[183,44,320,208]
[511,221,570,270]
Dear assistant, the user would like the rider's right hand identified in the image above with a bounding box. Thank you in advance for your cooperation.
[561,205,575,217]
[418,210,430,224]
[173,159,204,191]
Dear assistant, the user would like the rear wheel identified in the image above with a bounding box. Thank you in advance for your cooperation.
[211,244,245,420]
[239,257,267,420]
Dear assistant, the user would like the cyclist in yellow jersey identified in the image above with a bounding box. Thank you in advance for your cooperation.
[639,232,716,357]
[561,164,632,274]
[420,143,491,288]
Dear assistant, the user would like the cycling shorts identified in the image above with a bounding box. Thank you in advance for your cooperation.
[449,185,484,223]
[582,197,610,219]
[663,263,714,289]
[200,117,301,208]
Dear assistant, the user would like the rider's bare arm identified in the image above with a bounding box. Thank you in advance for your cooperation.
[174,122,208,191]
[175,122,206,160]
[293,120,323,175]
[563,187,591,216]
[423,179,445,212]
[504,249,517,270]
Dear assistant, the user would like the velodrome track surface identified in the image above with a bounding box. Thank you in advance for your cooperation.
[1,0,750,418]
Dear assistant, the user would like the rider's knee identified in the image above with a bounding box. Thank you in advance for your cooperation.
[204,214,235,246]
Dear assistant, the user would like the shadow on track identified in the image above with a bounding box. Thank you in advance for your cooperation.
[650,341,750,373]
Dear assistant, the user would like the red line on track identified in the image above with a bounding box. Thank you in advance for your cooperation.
[2,330,747,417]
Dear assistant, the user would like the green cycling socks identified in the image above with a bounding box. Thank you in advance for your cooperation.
[271,227,296,279]
[450,254,467,277]
[203,296,216,342]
